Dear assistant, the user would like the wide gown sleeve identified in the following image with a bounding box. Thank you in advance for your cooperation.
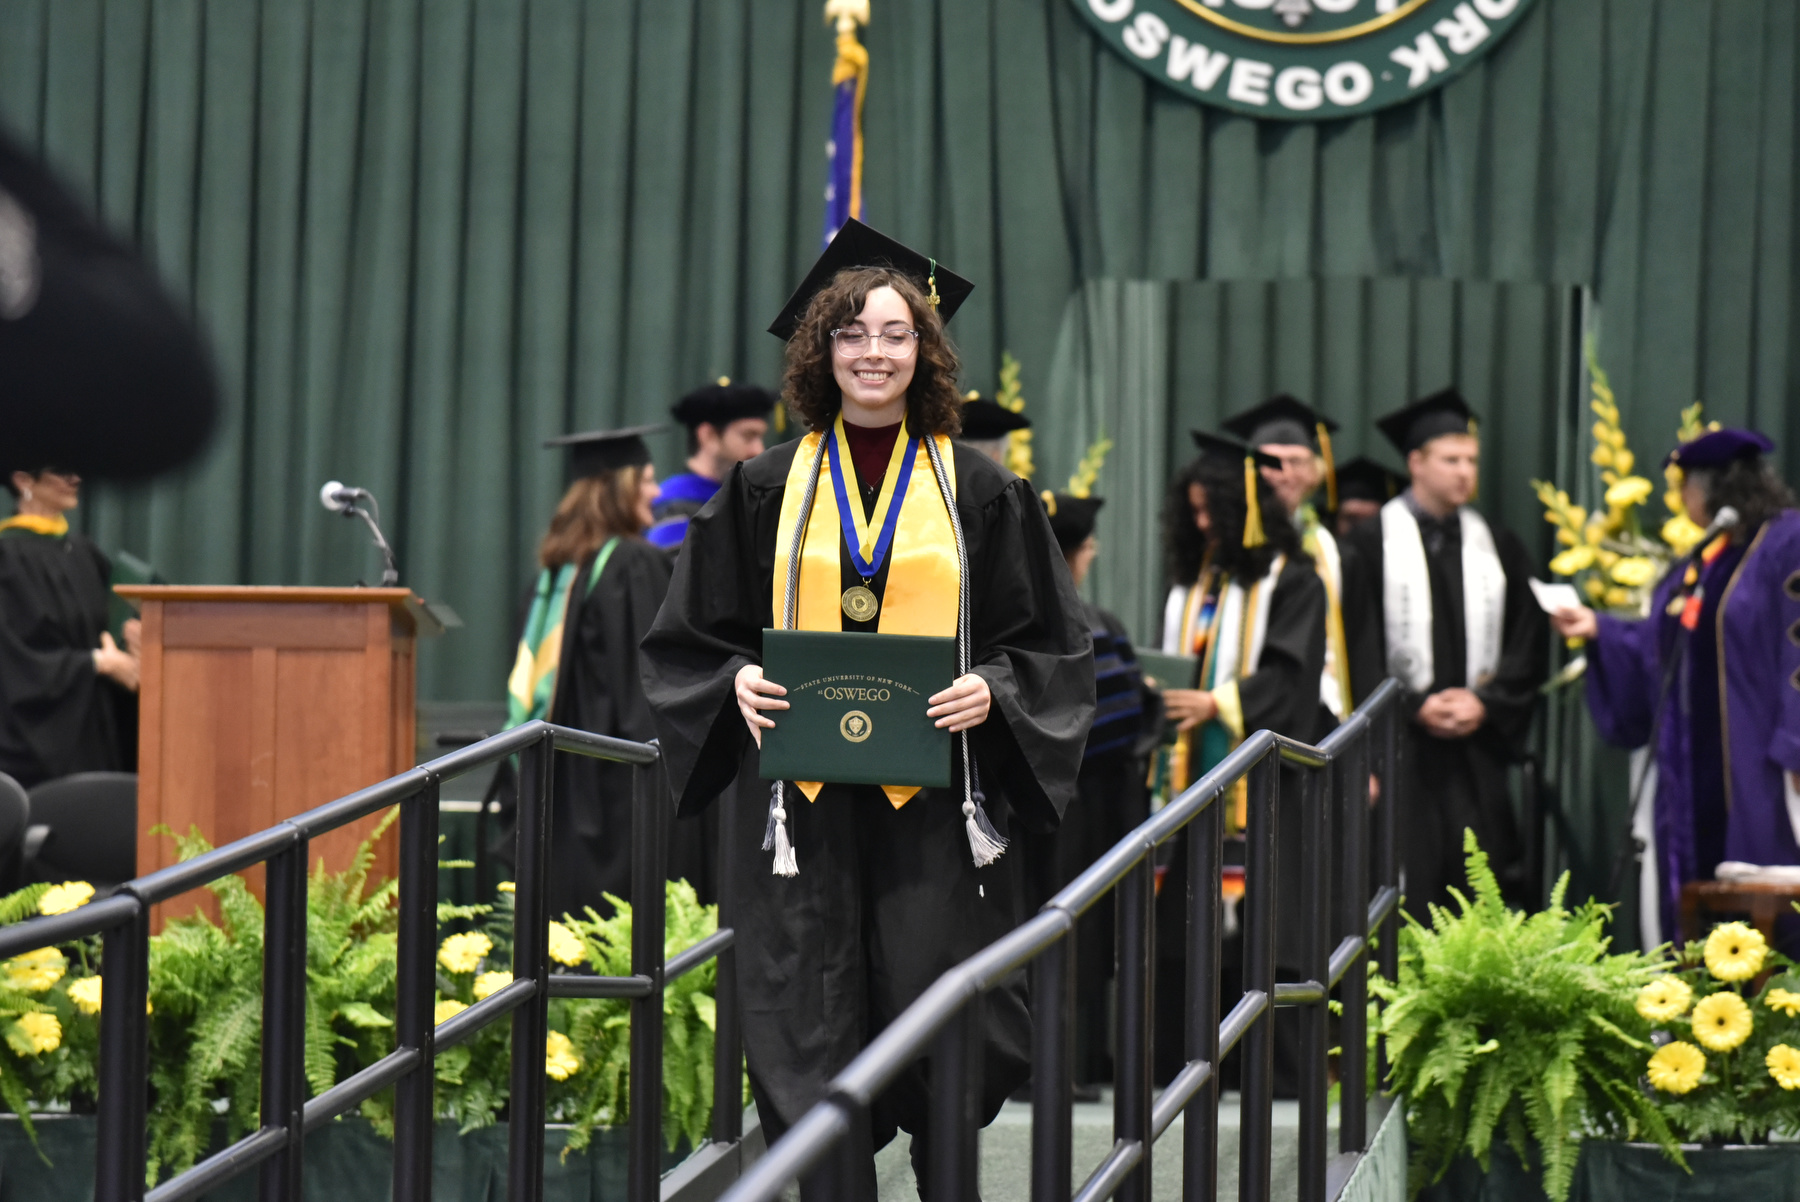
[1583,584,1671,751]
[1232,557,1328,740]
[0,542,103,772]
[1471,528,1549,751]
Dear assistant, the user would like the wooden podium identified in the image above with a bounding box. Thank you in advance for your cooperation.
[115,587,443,906]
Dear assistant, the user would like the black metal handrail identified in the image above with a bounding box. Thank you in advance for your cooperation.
[721,678,1403,1202]
[0,719,745,1202]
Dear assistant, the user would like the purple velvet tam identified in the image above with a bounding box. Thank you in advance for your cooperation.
[1664,427,1775,470]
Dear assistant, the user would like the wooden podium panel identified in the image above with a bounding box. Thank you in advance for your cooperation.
[116,587,435,913]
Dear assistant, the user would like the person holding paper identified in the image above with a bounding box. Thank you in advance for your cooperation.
[639,220,1091,1200]
[1550,428,1800,941]
[1341,389,1547,918]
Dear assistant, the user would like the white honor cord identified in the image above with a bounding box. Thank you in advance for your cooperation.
[763,436,829,877]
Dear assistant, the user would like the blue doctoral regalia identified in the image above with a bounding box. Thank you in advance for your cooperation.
[1586,509,1800,936]
[645,472,720,549]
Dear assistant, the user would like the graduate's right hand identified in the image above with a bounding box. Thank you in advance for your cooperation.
[92,632,140,693]
[1162,688,1217,733]
[735,664,788,748]
[1550,605,1597,640]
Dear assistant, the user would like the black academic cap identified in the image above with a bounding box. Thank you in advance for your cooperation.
[544,424,662,478]
[959,397,1031,440]
[1221,394,1337,451]
[1333,455,1403,504]
[1664,427,1775,470]
[1191,430,1282,473]
[767,218,974,341]
[1375,387,1478,456]
[1040,492,1104,555]
[670,379,775,430]
[0,127,218,481]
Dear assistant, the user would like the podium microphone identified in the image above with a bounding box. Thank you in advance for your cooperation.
[319,480,399,586]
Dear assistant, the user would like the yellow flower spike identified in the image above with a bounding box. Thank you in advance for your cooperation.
[1556,528,1579,548]
[1692,991,1754,1051]
[433,999,467,1025]
[1549,546,1596,576]
[546,922,586,968]
[3,948,66,993]
[1602,587,1631,609]
[1663,516,1706,554]
[67,977,102,1016]
[1637,976,1694,1022]
[1769,1045,1800,1090]
[1615,448,1635,476]
[1705,922,1768,982]
[1647,1041,1706,1094]
[1583,577,1607,602]
[437,931,493,975]
[545,1030,582,1081]
[473,971,512,1001]
[1605,477,1654,509]
[1766,988,1800,1017]
[1591,444,1614,468]
[38,882,94,916]
[12,1012,60,1054]
[1610,557,1657,587]
[1597,549,1620,570]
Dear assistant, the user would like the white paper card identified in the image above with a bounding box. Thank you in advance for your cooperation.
[1528,578,1583,614]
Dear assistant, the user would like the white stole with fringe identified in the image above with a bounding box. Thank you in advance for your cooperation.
[1380,497,1505,693]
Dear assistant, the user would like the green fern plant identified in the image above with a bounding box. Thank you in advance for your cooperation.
[1372,830,1682,1201]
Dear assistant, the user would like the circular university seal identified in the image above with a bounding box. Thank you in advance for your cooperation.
[840,711,873,743]
[1070,0,1537,120]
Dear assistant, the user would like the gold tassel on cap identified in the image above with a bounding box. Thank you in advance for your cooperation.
[1242,457,1266,548]
[1317,421,1337,511]
[1040,490,1057,516]
[927,258,940,307]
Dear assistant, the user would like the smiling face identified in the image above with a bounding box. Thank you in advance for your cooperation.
[830,285,917,427]
[1257,443,1320,513]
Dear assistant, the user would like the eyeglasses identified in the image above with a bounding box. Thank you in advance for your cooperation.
[831,328,919,359]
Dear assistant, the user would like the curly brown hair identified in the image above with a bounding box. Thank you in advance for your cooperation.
[780,267,964,437]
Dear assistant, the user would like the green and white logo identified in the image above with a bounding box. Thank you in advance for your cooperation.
[1071,0,1537,120]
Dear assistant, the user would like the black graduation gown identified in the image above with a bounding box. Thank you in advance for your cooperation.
[1340,506,1547,917]
[0,529,135,787]
[540,537,672,921]
[639,438,1092,1196]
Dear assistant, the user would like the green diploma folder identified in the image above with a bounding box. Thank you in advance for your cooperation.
[1133,647,1198,691]
[758,629,956,788]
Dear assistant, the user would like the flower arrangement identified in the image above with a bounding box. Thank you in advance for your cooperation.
[1634,922,1800,1142]
[995,351,1034,480]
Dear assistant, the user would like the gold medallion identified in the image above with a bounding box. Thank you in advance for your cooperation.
[841,585,880,622]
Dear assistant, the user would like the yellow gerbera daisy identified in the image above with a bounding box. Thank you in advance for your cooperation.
[1766,987,1800,1017]
[1692,990,1754,1051]
[1549,545,1596,576]
[12,1012,61,1055]
[1704,922,1767,982]
[1646,1041,1706,1094]
[1609,557,1657,587]
[3,948,66,993]
[496,881,516,894]
[547,922,585,968]
[38,882,95,916]
[1768,1044,1800,1090]
[545,1030,581,1081]
[1636,976,1693,1023]
[1604,476,1654,509]
[473,971,512,1001]
[67,977,103,1016]
[433,999,467,1025]
[437,931,493,975]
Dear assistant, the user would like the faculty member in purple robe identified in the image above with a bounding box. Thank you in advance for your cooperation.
[1553,428,1800,940]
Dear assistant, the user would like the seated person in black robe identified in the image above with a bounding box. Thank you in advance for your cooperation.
[639,222,1092,1200]
[505,427,672,920]
[0,466,139,787]
[1340,389,1547,917]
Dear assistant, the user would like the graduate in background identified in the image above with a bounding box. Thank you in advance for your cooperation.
[0,465,139,786]
[1223,395,1351,733]
[507,427,673,920]
[1332,456,1403,538]
[639,221,1091,1199]
[646,380,774,550]
[1552,429,1800,942]
[1341,389,1547,917]
[955,394,1031,466]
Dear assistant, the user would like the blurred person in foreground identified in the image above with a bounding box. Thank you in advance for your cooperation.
[0,465,139,786]
[1551,428,1800,940]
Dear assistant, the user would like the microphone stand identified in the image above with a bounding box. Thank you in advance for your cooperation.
[339,494,400,586]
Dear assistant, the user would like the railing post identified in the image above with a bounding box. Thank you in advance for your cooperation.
[1338,733,1370,1155]
[1240,753,1280,1202]
[394,780,441,1202]
[1115,849,1155,1202]
[930,997,981,1200]
[1184,788,1222,1202]
[1030,924,1074,1202]
[259,832,309,1202]
[1375,708,1399,1087]
[509,733,553,1202]
[711,762,743,1147]
[628,753,669,1202]
[96,898,149,1202]
[1296,767,1329,1202]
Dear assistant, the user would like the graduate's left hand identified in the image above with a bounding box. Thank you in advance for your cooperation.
[928,674,991,732]
[1430,688,1485,737]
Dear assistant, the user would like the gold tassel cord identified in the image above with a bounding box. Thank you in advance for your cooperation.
[1316,421,1337,511]
[1242,457,1266,548]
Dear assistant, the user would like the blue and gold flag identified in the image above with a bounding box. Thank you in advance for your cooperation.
[821,1,869,247]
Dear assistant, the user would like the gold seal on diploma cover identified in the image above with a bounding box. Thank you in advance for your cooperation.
[839,710,873,743]
[840,585,879,622]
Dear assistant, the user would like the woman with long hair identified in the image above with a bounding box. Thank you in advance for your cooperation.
[507,427,670,919]
[1553,429,1800,943]
[640,223,1091,1198]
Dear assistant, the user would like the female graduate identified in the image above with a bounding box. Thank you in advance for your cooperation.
[639,221,1092,1198]
[507,427,672,920]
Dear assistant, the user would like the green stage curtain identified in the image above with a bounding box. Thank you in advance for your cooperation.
[1,0,1793,723]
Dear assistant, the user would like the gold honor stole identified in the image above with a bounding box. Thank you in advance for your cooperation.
[773,416,960,808]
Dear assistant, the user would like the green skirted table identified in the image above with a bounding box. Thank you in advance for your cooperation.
[1421,1138,1800,1202]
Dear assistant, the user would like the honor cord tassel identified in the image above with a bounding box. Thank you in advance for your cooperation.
[766,436,831,876]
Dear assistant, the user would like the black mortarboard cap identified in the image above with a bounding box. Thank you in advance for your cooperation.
[1375,387,1478,456]
[670,379,776,430]
[959,397,1031,440]
[545,424,662,479]
[1333,455,1403,504]
[1221,394,1338,451]
[1041,492,1104,554]
[1664,427,1774,470]
[1191,430,1282,473]
[767,218,974,341]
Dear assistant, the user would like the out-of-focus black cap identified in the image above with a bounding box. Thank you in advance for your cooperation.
[670,378,776,429]
[1333,455,1403,504]
[0,127,218,480]
[544,424,662,479]
[959,396,1030,440]
[767,218,973,341]
[1191,430,1282,473]
[1040,491,1103,554]
[1375,387,1478,456]
[1221,394,1337,451]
